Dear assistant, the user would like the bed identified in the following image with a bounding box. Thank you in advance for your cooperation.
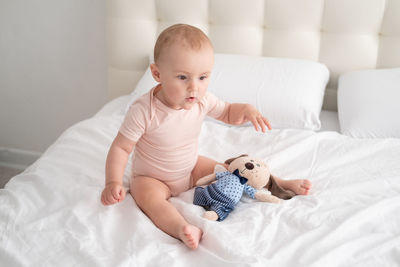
[2,0,400,266]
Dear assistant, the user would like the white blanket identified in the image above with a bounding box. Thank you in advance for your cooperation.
[1,96,400,267]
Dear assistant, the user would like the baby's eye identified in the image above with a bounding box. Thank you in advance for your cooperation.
[250,160,254,162]
[177,75,187,80]
[199,75,207,81]
[256,164,260,167]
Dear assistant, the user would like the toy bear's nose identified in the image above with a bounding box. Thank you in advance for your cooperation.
[245,162,254,170]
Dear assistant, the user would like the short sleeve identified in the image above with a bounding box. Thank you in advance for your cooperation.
[202,92,226,119]
[119,99,149,142]
[243,185,256,199]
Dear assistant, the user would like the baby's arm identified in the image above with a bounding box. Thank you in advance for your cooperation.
[101,132,136,206]
[217,103,272,132]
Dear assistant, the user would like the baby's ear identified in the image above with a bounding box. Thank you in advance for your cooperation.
[150,63,161,82]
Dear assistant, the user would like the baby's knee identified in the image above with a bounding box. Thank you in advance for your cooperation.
[131,176,171,207]
[131,188,151,208]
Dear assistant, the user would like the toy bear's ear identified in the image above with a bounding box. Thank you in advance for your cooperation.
[265,175,296,200]
[224,154,248,165]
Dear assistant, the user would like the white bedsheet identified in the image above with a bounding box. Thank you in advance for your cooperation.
[1,96,400,267]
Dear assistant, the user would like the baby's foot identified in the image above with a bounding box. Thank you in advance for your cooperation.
[283,179,312,195]
[179,224,202,249]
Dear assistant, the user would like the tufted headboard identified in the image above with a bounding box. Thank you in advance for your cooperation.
[106,0,400,111]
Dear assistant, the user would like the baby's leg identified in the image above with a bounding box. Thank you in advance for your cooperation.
[191,155,224,186]
[130,176,202,249]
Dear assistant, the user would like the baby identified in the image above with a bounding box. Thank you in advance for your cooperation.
[101,24,312,249]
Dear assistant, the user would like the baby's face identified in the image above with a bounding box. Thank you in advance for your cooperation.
[151,42,214,110]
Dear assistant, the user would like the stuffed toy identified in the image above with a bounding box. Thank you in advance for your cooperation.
[193,154,295,221]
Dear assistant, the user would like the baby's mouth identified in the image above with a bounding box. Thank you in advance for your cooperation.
[186,96,197,102]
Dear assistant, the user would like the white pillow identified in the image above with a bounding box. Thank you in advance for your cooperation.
[131,67,157,99]
[338,68,400,138]
[132,53,329,130]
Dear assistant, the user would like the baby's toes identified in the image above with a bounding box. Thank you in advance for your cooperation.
[300,180,312,194]
[303,179,312,189]
[302,188,310,195]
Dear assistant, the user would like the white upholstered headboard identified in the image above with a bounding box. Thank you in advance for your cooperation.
[107,0,400,111]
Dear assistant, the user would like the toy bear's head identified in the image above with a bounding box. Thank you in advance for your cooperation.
[224,154,296,200]
[225,155,271,189]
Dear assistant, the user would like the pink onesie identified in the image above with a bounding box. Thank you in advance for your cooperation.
[119,86,226,196]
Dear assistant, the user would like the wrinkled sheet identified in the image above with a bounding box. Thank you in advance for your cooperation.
[1,96,400,267]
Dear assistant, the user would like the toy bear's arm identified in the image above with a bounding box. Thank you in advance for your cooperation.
[195,173,216,186]
[255,190,281,203]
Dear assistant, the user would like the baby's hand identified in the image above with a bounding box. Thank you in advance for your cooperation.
[242,104,272,132]
[101,182,126,205]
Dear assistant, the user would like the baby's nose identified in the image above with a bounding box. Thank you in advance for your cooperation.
[245,162,254,170]
[188,79,197,90]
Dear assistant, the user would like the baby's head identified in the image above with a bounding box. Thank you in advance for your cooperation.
[150,24,214,110]
[153,24,213,64]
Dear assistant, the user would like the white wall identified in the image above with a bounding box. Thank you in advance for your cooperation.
[0,0,107,156]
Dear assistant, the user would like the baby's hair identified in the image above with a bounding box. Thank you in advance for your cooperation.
[153,24,212,63]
